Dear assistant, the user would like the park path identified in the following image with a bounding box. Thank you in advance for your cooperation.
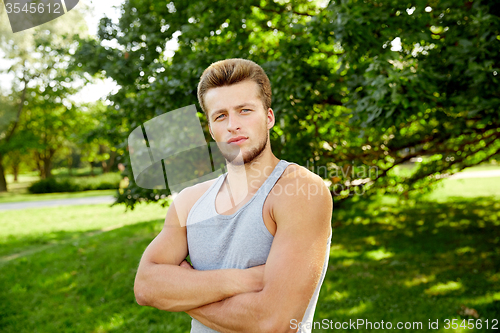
[0,195,115,211]
[1,169,499,211]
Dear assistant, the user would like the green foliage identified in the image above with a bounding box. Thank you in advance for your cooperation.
[75,102,126,173]
[0,4,91,187]
[27,173,121,194]
[74,0,500,208]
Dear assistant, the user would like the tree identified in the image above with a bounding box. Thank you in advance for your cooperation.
[0,3,89,189]
[75,101,125,176]
[75,0,500,209]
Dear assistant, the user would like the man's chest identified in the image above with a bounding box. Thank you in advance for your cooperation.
[214,186,278,236]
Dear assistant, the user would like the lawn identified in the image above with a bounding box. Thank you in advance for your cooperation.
[0,167,120,203]
[0,177,499,332]
[321,194,500,332]
[0,203,189,333]
[390,161,500,179]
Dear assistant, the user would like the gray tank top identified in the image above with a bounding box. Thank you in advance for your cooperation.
[186,159,331,333]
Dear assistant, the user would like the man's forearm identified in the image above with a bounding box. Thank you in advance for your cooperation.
[187,291,277,333]
[134,262,255,312]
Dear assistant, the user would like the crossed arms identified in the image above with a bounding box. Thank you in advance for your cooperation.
[134,174,333,333]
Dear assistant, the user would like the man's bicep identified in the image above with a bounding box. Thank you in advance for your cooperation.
[262,225,329,318]
[140,199,188,267]
[138,182,211,267]
[262,177,332,322]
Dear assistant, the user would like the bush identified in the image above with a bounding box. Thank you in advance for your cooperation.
[28,173,121,194]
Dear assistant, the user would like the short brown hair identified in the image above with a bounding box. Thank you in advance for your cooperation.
[197,58,272,116]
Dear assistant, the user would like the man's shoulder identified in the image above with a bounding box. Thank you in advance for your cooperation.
[271,162,332,217]
[179,177,218,199]
[278,163,330,194]
[170,176,220,226]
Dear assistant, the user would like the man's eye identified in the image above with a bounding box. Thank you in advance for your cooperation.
[242,109,251,113]
[215,114,225,120]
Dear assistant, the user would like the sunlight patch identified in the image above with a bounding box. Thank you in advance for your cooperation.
[337,300,372,315]
[404,274,435,287]
[94,313,125,332]
[425,281,463,296]
[323,290,349,302]
[365,248,394,261]
[455,246,475,255]
[465,291,500,306]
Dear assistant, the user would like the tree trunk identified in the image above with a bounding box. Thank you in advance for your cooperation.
[13,164,19,182]
[0,153,7,192]
[35,151,44,179]
[43,157,52,179]
[0,73,28,189]
[35,149,55,179]
[100,145,107,173]
[68,154,73,176]
[12,153,20,182]
[101,160,108,173]
[68,147,77,176]
[42,148,55,178]
[108,150,116,172]
[103,150,117,173]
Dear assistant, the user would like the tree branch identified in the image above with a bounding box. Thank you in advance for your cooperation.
[255,6,316,17]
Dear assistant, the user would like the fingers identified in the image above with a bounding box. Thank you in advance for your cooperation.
[180,259,193,269]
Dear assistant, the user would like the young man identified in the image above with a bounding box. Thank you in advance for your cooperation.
[134,59,333,333]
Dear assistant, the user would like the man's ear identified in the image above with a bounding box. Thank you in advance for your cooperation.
[267,108,275,130]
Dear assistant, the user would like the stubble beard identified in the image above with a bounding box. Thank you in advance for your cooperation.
[221,130,268,166]
[242,130,268,164]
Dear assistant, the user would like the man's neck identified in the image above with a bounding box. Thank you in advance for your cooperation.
[223,152,280,205]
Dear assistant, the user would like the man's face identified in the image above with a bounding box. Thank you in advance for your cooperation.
[204,79,274,164]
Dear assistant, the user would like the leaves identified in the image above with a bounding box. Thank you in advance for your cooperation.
[74,0,500,208]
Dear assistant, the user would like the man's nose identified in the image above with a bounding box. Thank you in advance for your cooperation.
[226,113,241,131]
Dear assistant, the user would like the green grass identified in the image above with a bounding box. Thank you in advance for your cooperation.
[418,177,500,202]
[2,174,40,195]
[0,203,190,333]
[0,176,499,332]
[322,194,500,332]
[462,163,500,172]
[1,168,121,203]
[0,203,168,258]
[390,162,500,178]
[4,166,109,193]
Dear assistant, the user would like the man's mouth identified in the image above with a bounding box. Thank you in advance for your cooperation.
[227,136,248,144]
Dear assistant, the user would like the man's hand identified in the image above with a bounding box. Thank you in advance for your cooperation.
[244,264,265,293]
[180,260,194,269]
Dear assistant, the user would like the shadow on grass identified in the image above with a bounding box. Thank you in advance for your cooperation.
[0,219,192,333]
[317,195,500,332]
